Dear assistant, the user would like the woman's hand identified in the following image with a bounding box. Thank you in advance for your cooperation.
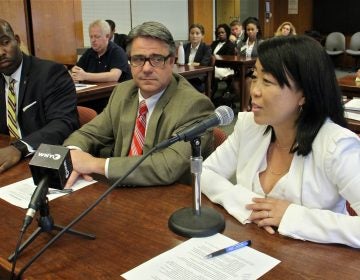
[246,197,291,234]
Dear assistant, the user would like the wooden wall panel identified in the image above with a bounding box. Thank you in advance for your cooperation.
[259,0,313,38]
[188,0,214,45]
[0,0,30,51]
[30,0,83,64]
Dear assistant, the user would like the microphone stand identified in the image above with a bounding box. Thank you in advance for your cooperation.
[8,185,95,262]
[168,136,225,237]
[14,146,158,279]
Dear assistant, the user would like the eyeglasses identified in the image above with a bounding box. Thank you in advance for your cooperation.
[129,54,172,67]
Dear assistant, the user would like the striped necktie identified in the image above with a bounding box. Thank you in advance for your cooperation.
[128,100,148,156]
[7,78,21,139]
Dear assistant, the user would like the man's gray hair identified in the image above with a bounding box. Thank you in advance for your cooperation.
[126,21,176,56]
[89,19,110,36]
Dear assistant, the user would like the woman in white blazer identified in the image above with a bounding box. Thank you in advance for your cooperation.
[201,35,360,248]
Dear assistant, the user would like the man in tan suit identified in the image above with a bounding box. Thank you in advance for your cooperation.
[64,21,215,187]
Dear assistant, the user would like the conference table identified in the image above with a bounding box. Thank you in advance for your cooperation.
[214,55,256,111]
[76,64,213,106]
[0,136,359,279]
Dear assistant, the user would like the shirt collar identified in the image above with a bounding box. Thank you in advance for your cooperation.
[2,60,23,84]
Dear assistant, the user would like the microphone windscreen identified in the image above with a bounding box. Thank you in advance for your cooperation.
[215,106,234,126]
[29,144,72,190]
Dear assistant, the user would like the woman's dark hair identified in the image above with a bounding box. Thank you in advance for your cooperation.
[242,16,262,42]
[257,35,346,156]
[189,23,205,35]
[214,23,231,40]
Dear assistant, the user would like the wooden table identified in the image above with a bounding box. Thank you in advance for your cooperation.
[214,55,256,111]
[76,82,119,104]
[0,136,359,279]
[338,74,360,98]
[76,65,213,105]
[173,64,213,98]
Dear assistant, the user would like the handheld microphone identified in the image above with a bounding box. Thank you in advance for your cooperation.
[156,106,234,149]
[22,144,72,231]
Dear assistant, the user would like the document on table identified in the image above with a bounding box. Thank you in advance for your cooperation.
[344,98,360,111]
[75,83,97,91]
[122,233,280,280]
[0,177,96,209]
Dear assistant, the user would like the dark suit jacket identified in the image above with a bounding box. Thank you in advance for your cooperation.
[210,40,236,56]
[113,33,128,51]
[184,42,212,66]
[0,54,79,148]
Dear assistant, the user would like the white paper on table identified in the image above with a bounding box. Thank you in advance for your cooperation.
[122,233,280,280]
[344,98,360,111]
[345,111,360,121]
[0,177,96,209]
[75,83,97,91]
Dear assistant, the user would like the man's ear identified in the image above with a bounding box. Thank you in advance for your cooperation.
[14,34,21,45]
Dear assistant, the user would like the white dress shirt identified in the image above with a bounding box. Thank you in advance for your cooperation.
[201,112,360,248]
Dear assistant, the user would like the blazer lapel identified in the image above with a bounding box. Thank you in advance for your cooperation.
[121,90,139,155]
[143,75,177,152]
[18,55,31,111]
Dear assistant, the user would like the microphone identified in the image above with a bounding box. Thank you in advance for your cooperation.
[22,144,72,231]
[156,105,234,149]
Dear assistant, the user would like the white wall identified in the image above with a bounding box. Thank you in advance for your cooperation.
[82,0,188,47]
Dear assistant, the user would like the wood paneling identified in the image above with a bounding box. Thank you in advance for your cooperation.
[30,0,83,64]
[188,0,214,45]
[259,0,313,38]
[0,0,30,51]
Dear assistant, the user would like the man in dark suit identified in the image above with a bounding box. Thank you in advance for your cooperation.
[106,19,128,52]
[0,18,79,173]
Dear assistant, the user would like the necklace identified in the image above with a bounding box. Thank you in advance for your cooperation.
[267,144,290,176]
[275,141,292,150]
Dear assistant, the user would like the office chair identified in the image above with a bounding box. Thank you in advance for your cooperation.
[345,32,360,70]
[213,127,228,149]
[325,32,346,56]
[77,106,97,126]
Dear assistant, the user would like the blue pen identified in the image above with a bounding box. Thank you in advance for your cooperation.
[205,240,251,259]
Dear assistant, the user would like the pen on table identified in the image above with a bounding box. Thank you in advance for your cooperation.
[205,240,251,259]
[48,189,73,195]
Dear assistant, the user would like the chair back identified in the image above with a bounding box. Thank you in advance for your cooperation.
[325,32,345,53]
[349,32,360,50]
[77,106,97,126]
[213,127,228,148]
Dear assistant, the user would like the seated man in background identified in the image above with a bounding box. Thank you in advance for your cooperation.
[71,19,131,83]
[64,21,215,187]
[0,18,79,173]
[229,19,244,46]
[106,19,128,51]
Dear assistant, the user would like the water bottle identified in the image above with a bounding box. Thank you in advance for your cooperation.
[177,41,185,65]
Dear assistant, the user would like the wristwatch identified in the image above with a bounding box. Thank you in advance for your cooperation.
[10,140,29,158]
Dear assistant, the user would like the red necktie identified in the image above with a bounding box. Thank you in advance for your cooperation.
[129,100,148,156]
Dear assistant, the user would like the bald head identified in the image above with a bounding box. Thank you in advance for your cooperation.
[0,18,23,75]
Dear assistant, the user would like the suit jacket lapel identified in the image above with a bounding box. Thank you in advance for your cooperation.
[143,75,177,152]
[121,89,139,155]
[0,75,7,134]
[18,55,31,111]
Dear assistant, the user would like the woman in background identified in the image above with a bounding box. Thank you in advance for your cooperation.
[274,21,297,37]
[237,17,263,58]
[201,35,360,248]
[210,24,236,102]
[184,23,212,92]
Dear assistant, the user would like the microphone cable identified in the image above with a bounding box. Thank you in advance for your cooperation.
[16,145,158,278]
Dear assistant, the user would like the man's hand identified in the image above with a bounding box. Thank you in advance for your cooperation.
[65,149,106,188]
[246,197,291,234]
[0,146,22,173]
[71,65,87,82]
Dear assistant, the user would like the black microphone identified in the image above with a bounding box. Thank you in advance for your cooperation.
[156,105,234,149]
[22,144,72,231]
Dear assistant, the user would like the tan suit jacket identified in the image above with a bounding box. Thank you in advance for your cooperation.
[64,73,215,186]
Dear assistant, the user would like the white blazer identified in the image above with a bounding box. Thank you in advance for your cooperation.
[201,112,360,248]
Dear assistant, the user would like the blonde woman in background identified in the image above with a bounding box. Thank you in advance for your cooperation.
[274,21,297,37]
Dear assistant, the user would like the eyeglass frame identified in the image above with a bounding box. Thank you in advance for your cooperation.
[129,54,172,67]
